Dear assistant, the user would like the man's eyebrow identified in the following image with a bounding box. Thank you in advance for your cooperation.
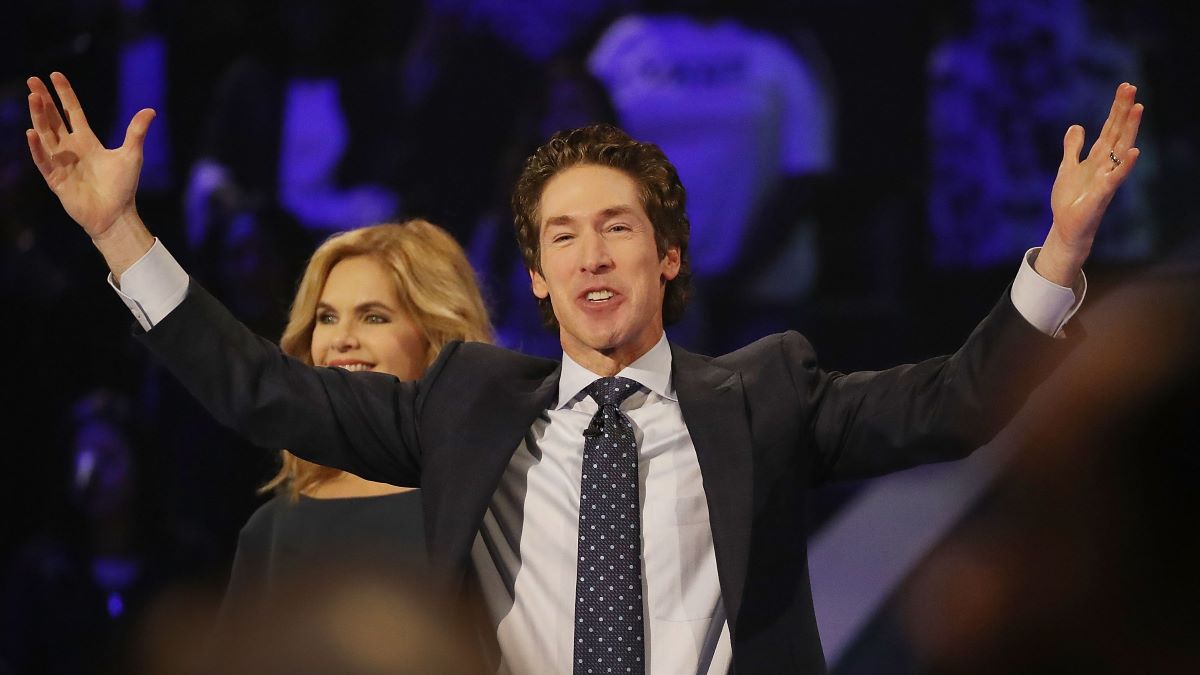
[598,205,638,221]
[543,205,639,230]
[544,213,576,229]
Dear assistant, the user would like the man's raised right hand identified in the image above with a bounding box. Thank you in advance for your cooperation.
[27,72,157,277]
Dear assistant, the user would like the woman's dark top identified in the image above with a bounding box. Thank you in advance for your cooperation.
[221,490,426,618]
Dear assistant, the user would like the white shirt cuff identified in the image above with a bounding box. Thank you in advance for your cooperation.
[107,238,189,331]
[1011,247,1086,337]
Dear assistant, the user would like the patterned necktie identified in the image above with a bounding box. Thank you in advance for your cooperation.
[574,376,644,675]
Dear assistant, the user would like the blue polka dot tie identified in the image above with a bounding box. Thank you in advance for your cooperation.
[574,376,644,675]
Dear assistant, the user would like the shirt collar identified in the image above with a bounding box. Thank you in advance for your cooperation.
[556,333,676,409]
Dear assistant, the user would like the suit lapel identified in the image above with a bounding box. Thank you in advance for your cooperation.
[434,362,560,574]
[431,360,559,672]
[670,343,754,631]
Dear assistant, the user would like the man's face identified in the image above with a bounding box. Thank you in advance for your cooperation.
[531,164,680,366]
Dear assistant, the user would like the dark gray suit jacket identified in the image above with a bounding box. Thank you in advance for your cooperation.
[141,282,1072,673]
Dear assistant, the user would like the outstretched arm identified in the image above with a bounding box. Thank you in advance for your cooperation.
[27,72,156,279]
[1036,82,1143,286]
[809,83,1144,480]
[26,72,423,486]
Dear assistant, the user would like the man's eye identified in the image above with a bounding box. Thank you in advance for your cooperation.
[552,234,574,243]
[608,223,631,233]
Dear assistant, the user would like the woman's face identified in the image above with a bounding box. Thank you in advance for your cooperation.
[310,255,429,380]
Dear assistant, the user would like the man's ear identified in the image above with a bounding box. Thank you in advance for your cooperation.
[660,246,681,282]
[530,267,550,300]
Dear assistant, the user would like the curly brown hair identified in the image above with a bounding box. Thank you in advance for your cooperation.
[512,124,692,329]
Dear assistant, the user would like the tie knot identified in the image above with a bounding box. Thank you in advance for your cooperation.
[585,376,641,408]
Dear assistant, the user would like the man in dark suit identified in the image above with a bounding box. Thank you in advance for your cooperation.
[27,71,1142,672]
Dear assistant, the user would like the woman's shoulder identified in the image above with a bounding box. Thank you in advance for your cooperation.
[238,489,424,553]
[236,492,290,544]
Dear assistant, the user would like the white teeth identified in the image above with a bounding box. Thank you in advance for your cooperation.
[586,290,615,301]
[336,363,372,372]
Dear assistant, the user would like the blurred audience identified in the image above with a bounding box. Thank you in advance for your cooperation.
[900,242,1200,674]
[183,0,415,258]
[927,0,1154,269]
[397,8,538,245]
[1,391,210,675]
[159,572,482,675]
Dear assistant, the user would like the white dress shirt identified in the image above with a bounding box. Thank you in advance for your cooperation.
[110,241,1082,673]
[472,337,730,673]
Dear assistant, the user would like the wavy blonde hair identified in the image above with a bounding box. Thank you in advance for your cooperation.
[261,220,493,499]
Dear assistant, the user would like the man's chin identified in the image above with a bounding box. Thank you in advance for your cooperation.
[583,334,623,354]
[561,324,624,354]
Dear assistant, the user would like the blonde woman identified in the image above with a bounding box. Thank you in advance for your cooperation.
[221,220,492,615]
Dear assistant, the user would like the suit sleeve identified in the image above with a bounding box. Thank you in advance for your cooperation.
[791,287,1079,483]
[137,280,432,486]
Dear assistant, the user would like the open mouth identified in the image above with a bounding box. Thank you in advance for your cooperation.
[584,289,616,302]
[328,362,375,372]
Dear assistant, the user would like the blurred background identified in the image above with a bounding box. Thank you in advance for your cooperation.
[1,0,1196,673]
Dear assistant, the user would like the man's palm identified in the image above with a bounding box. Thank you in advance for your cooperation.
[1049,83,1142,249]
[27,72,155,238]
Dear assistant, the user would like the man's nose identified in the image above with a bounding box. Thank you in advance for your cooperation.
[580,231,614,273]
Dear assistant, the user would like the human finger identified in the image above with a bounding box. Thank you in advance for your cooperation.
[1090,83,1134,160]
[121,108,157,154]
[26,77,67,143]
[1110,102,1144,156]
[49,71,92,135]
[1059,125,1084,171]
[1106,146,1140,186]
[28,92,63,152]
[26,129,54,180]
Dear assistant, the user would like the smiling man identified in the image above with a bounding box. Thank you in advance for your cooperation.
[528,163,682,374]
[28,71,1142,673]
